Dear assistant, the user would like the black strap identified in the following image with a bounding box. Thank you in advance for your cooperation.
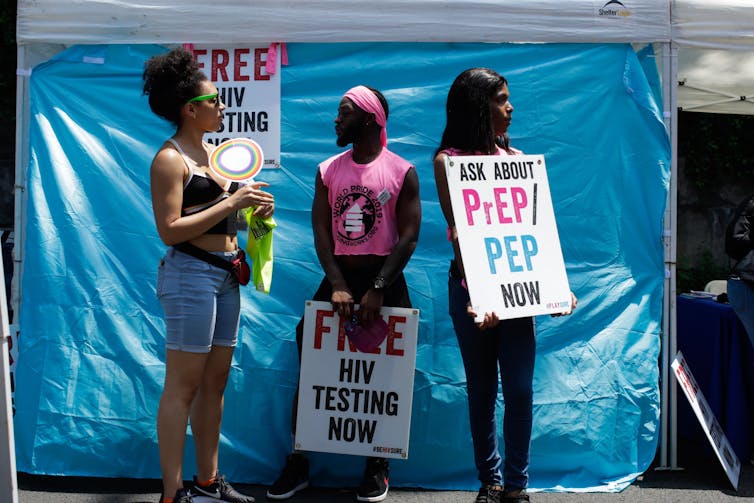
[173,242,235,272]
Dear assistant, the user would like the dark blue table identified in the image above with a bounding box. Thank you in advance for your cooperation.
[676,294,754,462]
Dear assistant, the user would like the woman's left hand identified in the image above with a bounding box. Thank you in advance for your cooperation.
[253,202,275,219]
[552,291,578,317]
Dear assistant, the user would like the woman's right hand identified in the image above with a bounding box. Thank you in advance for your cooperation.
[467,302,501,330]
[231,181,274,211]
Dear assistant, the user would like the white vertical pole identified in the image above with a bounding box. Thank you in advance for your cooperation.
[0,229,18,503]
[12,44,30,337]
[658,41,671,470]
[668,41,680,470]
[658,40,680,471]
[1,44,32,503]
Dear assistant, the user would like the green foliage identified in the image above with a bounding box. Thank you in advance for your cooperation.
[679,112,754,192]
[677,249,730,293]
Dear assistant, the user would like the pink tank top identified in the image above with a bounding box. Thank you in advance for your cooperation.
[441,145,523,157]
[319,148,413,256]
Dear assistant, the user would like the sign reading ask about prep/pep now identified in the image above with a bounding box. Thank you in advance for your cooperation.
[445,154,571,321]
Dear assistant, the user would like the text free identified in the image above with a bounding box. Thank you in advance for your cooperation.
[312,309,406,356]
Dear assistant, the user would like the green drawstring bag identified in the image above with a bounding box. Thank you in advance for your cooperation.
[243,209,276,293]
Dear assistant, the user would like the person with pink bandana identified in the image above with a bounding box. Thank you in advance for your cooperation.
[266,86,421,502]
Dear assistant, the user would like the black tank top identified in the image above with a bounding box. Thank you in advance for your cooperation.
[168,139,239,235]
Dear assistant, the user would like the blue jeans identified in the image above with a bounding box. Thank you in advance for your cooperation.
[728,277,754,348]
[157,247,241,353]
[448,263,535,490]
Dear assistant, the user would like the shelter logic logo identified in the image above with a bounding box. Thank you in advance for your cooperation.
[598,0,631,17]
[333,186,383,247]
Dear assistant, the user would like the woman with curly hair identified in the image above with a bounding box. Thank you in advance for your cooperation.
[143,47,274,503]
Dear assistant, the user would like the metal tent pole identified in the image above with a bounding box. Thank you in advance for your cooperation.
[668,41,680,470]
[658,40,680,472]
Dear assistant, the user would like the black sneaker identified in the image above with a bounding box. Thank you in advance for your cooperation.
[474,485,503,503]
[159,488,194,503]
[356,457,389,502]
[266,453,309,500]
[192,473,255,503]
[501,489,529,502]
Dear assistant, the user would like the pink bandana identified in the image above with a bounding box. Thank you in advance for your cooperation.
[343,85,387,146]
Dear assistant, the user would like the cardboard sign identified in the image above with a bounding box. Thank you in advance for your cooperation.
[295,301,419,459]
[444,154,571,321]
[672,351,741,489]
[188,45,281,168]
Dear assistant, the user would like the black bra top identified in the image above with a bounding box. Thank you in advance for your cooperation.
[182,174,240,235]
[168,138,239,235]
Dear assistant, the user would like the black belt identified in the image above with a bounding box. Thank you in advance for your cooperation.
[173,242,237,272]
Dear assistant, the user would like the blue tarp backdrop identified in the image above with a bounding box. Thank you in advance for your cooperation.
[14,42,670,491]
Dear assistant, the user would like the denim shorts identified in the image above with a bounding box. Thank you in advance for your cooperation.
[156,247,241,353]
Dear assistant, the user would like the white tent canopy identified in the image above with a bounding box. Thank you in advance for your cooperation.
[6,1,754,500]
[677,48,754,114]
[16,0,671,44]
[674,0,754,114]
[13,1,754,113]
[673,0,754,49]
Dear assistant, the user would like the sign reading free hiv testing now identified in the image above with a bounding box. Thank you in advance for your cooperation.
[445,154,571,321]
[295,301,419,459]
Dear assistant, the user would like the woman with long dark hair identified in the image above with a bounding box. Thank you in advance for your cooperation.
[433,68,576,503]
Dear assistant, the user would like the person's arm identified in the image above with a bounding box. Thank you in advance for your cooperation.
[433,152,501,329]
[729,197,754,259]
[312,171,354,320]
[150,147,274,245]
[432,153,465,277]
[359,167,421,323]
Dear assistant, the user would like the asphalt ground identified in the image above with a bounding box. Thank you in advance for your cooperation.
[15,449,754,503]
